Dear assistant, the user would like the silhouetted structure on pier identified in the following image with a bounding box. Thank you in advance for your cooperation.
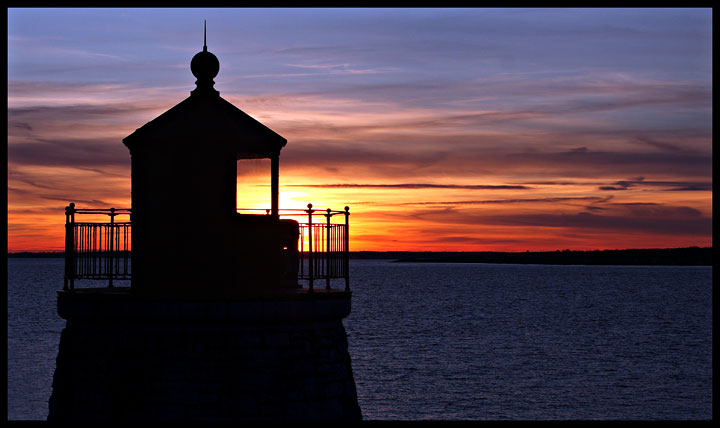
[48,25,361,421]
[123,28,297,296]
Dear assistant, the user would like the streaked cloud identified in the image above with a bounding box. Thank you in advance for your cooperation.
[400,196,612,206]
[7,8,712,252]
[404,202,710,236]
[287,183,530,190]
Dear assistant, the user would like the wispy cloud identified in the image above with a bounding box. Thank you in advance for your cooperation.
[6,8,712,251]
[8,138,131,168]
[404,202,710,237]
[598,177,712,192]
[400,196,612,206]
[286,183,530,190]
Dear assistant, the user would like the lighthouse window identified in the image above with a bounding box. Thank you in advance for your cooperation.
[236,158,271,212]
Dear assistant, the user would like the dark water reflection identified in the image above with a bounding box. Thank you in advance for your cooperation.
[7,258,712,420]
[344,260,712,420]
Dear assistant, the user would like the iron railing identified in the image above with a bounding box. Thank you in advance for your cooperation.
[64,203,350,292]
[64,203,132,290]
[237,204,351,292]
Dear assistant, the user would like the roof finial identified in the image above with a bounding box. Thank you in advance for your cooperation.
[203,20,207,52]
[191,19,219,95]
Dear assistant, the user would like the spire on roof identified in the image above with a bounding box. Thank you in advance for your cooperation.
[190,20,219,95]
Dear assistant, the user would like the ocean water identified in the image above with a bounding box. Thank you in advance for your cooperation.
[6,258,713,420]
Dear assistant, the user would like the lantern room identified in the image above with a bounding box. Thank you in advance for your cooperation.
[121,34,297,296]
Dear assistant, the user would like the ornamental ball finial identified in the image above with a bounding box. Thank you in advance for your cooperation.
[190,20,219,92]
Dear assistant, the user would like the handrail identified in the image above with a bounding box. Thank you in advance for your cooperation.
[64,203,350,292]
[238,204,350,292]
[64,203,132,291]
[237,207,348,216]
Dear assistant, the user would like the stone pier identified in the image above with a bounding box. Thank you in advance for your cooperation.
[48,288,362,421]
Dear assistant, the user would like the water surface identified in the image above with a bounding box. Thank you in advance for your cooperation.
[7,258,712,420]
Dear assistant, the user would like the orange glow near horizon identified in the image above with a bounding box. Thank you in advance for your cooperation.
[6,116,714,253]
[9,170,711,253]
[7,9,712,254]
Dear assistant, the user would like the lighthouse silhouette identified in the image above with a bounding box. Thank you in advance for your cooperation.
[123,22,300,297]
[48,24,362,421]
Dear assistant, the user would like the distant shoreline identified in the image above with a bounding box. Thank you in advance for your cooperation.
[8,252,66,258]
[353,247,713,266]
[391,247,712,266]
[7,247,712,266]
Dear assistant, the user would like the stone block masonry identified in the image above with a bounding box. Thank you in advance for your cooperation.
[48,290,362,421]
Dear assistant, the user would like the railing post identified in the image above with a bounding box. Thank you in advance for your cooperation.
[108,207,115,288]
[307,203,314,292]
[271,154,279,218]
[64,203,76,291]
[344,206,350,291]
[326,208,332,290]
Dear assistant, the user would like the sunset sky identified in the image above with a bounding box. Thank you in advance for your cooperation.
[7,8,713,252]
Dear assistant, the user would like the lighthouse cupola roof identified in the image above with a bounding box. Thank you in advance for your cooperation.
[122,21,287,158]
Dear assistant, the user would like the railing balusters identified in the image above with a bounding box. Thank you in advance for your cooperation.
[307,203,314,292]
[63,206,131,289]
[64,203,75,290]
[299,226,305,280]
[344,206,350,291]
[64,204,349,291]
[326,209,331,290]
[290,206,349,290]
[108,207,115,288]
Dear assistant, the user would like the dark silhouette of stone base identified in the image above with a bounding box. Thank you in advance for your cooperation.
[48,289,362,421]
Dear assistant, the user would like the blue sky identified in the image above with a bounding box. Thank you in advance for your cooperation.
[7,8,713,251]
